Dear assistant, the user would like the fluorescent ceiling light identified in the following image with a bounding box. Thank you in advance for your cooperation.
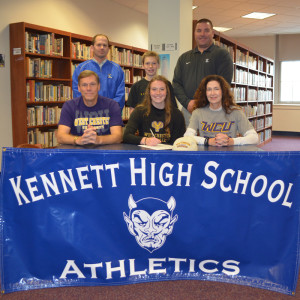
[242,12,275,19]
[192,6,198,9]
[214,27,232,32]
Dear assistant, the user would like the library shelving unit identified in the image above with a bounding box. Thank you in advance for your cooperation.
[9,22,146,148]
[108,43,145,120]
[192,22,274,145]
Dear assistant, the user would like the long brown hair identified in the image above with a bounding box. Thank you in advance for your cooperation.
[193,75,239,114]
[138,75,172,128]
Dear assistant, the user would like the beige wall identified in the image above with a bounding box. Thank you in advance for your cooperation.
[0,0,148,160]
[273,105,300,132]
[235,34,300,133]
[234,35,276,60]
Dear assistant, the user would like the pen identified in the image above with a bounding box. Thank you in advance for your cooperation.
[150,129,155,138]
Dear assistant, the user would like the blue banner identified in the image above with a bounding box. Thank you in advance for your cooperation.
[1,148,300,295]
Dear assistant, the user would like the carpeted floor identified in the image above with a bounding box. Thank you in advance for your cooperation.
[259,135,300,151]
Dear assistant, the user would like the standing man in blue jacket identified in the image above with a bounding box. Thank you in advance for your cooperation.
[72,34,125,109]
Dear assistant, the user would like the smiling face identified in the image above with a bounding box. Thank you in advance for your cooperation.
[150,80,167,109]
[92,35,109,63]
[206,80,223,109]
[78,75,100,107]
[194,22,214,52]
[143,56,160,80]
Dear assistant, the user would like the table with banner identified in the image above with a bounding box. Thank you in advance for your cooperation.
[0,145,300,296]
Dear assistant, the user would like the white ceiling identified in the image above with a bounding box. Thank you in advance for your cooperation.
[112,0,300,37]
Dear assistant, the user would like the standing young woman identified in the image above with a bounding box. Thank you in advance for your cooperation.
[184,75,258,146]
[123,75,185,146]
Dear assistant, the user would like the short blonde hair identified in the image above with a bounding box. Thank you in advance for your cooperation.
[142,51,160,65]
[78,70,100,84]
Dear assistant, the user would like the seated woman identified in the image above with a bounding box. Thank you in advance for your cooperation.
[184,75,258,146]
[123,75,185,146]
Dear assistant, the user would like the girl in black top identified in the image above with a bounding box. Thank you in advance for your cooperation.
[123,75,185,146]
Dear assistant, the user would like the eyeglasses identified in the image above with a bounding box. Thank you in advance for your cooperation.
[80,83,98,88]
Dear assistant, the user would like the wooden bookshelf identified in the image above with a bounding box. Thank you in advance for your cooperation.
[192,21,274,145]
[9,22,146,147]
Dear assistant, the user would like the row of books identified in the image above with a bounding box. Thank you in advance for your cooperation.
[265,129,272,140]
[258,90,273,101]
[248,55,257,70]
[236,49,248,67]
[234,87,273,102]
[26,57,53,78]
[26,80,71,102]
[235,68,273,87]
[122,68,131,83]
[242,105,258,117]
[248,88,257,101]
[257,104,265,115]
[256,118,265,130]
[236,49,258,70]
[258,60,264,72]
[232,87,246,101]
[258,129,274,143]
[109,46,133,66]
[25,31,63,56]
[109,46,143,67]
[28,128,58,148]
[122,107,131,121]
[71,42,93,60]
[133,54,143,67]
[249,118,265,131]
[27,106,61,126]
[235,68,248,84]
[258,131,264,143]
[265,103,272,114]
[248,72,258,86]
[266,116,272,127]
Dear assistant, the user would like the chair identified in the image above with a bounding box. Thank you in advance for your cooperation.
[16,143,43,149]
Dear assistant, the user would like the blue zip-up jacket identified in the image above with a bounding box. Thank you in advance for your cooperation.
[72,59,125,109]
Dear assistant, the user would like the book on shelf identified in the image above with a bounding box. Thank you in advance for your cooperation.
[133,75,142,83]
[248,55,257,70]
[242,105,257,117]
[26,81,71,102]
[236,49,247,67]
[122,68,131,83]
[27,106,62,126]
[71,42,92,59]
[25,32,64,56]
[110,46,133,66]
[28,128,57,148]
[122,106,130,121]
[133,54,143,67]
[26,57,53,78]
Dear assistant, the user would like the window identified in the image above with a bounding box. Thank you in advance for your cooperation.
[280,61,300,104]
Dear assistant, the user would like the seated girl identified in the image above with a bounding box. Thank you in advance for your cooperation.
[123,75,185,146]
[184,75,258,147]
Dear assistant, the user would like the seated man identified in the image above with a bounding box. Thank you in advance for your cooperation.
[57,70,123,145]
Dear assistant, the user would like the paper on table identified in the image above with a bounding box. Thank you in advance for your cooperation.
[138,144,173,150]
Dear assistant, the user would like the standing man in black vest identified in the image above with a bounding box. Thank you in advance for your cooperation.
[173,18,233,125]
